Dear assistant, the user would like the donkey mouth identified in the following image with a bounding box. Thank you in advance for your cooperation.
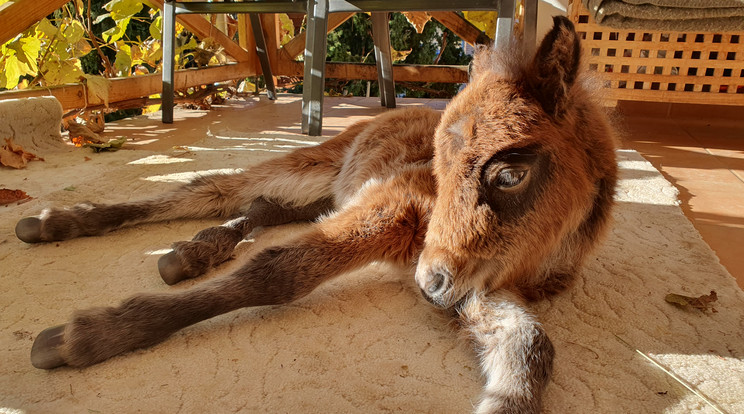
[419,286,468,309]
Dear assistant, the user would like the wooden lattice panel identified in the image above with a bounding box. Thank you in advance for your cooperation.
[569,1,744,105]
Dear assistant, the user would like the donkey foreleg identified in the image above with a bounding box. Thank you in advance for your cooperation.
[30,182,429,369]
[457,291,554,414]
[158,196,336,285]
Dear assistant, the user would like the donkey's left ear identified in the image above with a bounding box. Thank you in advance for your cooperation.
[525,16,581,117]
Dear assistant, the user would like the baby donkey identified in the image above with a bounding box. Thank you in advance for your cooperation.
[18,17,617,414]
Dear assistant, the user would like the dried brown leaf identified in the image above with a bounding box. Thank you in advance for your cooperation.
[665,290,718,312]
[0,188,32,205]
[66,119,104,144]
[0,138,44,169]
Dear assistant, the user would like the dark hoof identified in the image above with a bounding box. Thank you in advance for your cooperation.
[31,324,68,369]
[158,251,189,285]
[16,217,43,243]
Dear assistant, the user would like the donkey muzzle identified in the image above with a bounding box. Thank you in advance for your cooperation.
[415,266,454,308]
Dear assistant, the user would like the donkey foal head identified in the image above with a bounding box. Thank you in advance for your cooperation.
[416,17,617,308]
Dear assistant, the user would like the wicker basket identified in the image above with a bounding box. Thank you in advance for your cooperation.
[569,0,744,106]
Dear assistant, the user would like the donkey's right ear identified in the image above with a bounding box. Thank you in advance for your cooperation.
[525,16,582,117]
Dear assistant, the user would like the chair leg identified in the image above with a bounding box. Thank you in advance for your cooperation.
[249,13,276,100]
[162,0,177,123]
[371,12,395,109]
[522,0,538,56]
[494,0,518,50]
[302,0,329,136]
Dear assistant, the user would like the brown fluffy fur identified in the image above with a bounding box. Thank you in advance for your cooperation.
[21,17,617,413]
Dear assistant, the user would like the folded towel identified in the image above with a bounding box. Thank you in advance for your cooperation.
[582,0,744,31]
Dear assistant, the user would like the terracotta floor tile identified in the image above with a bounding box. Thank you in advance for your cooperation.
[622,112,744,290]
[678,120,744,141]
[669,103,744,119]
[692,222,744,283]
[661,166,744,184]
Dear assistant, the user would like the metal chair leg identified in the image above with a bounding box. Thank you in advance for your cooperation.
[522,0,538,55]
[494,0,518,50]
[249,13,276,100]
[302,0,329,136]
[371,12,395,108]
[162,0,176,123]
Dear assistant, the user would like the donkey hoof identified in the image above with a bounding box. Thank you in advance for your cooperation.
[31,324,68,369]
[158,251,189,285]
[15,217,43,243]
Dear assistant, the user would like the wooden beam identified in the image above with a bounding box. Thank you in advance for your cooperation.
[0,0,69,45]
[237,15,261,75]
[280,12,355,60]
[0,62,257,111]
[145,0,253,62]
[608,88,744,106]
[281,60,467,83]
[428,12,489,46]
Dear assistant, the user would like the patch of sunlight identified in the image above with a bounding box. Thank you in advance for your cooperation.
[0,408,26,414]
[127,155,194,165]
[240,142,305,151]
[257,137,321,146]
[333,103,373,109]
[242,148,292,153]
[145,248,172,255]
[275,125,305,132]
[617,159,658,172]
[211,134,321,147]
[169,145,221,152]
[541,0,567,12]
[127,139,160,146]
[144,168,243,183]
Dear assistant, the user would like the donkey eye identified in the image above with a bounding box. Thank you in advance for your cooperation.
[493,168,528,189]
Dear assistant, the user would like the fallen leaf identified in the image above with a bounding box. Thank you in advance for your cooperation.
[84,137,127,153]
[66,119,104,145]
[0,188,32,205]
[0,138,44,169]
[80,111,105,133]
[84,156,92,161]
[63,186,77,191]
[665,290,718,312]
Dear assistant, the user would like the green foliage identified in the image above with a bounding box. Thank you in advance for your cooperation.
[322,13,472,99]
[326,14,375,64]
[0,0,185,91]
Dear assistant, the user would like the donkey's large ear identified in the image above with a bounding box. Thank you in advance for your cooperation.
[526,16,581,117]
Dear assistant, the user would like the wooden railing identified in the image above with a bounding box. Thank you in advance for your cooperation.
[0,4,487,112]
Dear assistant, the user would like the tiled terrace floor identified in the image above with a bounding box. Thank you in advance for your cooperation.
[618,102,744,289]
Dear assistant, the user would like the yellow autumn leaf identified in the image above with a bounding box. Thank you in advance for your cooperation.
[402,12,431,34]
[278,13,294,46]
[82,74,111,108]
[391,47,412,63]
[464,11,497,39]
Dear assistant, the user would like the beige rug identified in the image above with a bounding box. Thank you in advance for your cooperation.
[1,101,743,413]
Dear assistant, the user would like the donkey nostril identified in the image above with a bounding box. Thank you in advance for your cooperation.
[427,272,446,295]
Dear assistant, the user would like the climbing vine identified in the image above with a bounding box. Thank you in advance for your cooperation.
[0,0,195,91]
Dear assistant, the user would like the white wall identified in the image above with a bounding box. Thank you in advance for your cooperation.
[536,0,570,42]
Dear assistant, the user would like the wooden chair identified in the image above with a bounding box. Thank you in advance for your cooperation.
[161,0,537,135]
